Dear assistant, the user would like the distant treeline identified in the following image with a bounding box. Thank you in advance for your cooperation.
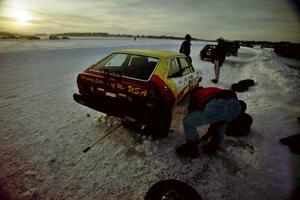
[59,32,110,37]
[273,42,300,60]
[0,31,198,41]
[1,31,299,59]
[232,40,300,59]
[57,32,190,40]
[1,31,297,45]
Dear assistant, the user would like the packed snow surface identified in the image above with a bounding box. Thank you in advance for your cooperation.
[0,37,299,200]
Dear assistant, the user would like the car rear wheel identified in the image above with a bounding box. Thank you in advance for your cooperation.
[122,119,142,130]
[142,84,174,139]
[143,105,172,139]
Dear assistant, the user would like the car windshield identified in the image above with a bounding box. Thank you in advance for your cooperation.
[92,53,159,80]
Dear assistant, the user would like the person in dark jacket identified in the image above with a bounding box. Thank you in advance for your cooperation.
[179,34,192,63]
[212,37,227,83]
[176,87,245,158]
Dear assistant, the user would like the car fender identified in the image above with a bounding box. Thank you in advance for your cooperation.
[150,75,176,104]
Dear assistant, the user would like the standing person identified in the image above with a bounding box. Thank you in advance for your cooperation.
[179,34,192,64]
[176,87,246,158]
[212,37,227,83]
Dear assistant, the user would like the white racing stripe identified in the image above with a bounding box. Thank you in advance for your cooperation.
[105,92,117,98]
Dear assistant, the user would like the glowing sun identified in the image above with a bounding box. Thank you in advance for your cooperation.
[10,8,31,25]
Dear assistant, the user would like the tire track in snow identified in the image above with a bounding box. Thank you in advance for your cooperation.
[42,124,123,197]
[0,88,62,109]
[0,75,75,99]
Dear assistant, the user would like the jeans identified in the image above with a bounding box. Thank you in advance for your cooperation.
[183,98,241,142]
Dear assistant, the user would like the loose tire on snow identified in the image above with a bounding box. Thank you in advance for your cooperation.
[144,179,202,200]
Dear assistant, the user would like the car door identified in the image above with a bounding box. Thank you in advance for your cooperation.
[178,57,201,91]
[178,57,194,92]
[168,58,186,98]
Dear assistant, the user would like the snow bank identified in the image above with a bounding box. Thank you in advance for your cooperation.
[255,49,300,94]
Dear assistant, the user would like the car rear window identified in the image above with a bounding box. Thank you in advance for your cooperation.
[92,53,159,80]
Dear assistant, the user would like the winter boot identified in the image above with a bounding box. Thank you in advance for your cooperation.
[202,134,221,155]
[211,79,218,83]
[199,133,210,142]
[176,141,199,158]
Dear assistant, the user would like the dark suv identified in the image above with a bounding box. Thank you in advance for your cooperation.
[200,42,240,62]
[225,41,240,56]
[199,44,216,62]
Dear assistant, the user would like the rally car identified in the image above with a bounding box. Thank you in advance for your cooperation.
[73,49,202,138]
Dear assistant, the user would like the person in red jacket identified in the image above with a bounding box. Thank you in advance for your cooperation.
[176,87,246,158]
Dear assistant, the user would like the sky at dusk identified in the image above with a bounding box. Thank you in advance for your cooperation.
[0,0,300,42]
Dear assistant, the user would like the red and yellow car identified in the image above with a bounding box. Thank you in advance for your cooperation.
[73,49,202,138]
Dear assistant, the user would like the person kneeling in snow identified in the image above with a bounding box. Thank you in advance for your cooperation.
[176,87,246,158]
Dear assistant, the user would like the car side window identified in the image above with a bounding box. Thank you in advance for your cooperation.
[179,57,193,75]
[105,54,127,67]
[168,58,181,77]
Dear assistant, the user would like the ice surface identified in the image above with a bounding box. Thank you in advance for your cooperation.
[0,37,299,200]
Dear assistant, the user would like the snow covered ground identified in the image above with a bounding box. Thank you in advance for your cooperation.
[0,37,299,200]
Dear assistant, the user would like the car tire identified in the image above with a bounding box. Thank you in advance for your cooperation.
[122,119,142,130]
[143,105,172,139]
[143,85,173,139]
[144,179,202,200]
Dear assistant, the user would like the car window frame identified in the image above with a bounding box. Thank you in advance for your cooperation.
[168,56,195,78]
[178,57,194,76]
[168,58,182,78]
[89,53,160,82]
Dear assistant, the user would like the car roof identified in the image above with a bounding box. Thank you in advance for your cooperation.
[112,49,184,58]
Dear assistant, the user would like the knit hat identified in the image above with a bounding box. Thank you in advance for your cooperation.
[185,34,192,40]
